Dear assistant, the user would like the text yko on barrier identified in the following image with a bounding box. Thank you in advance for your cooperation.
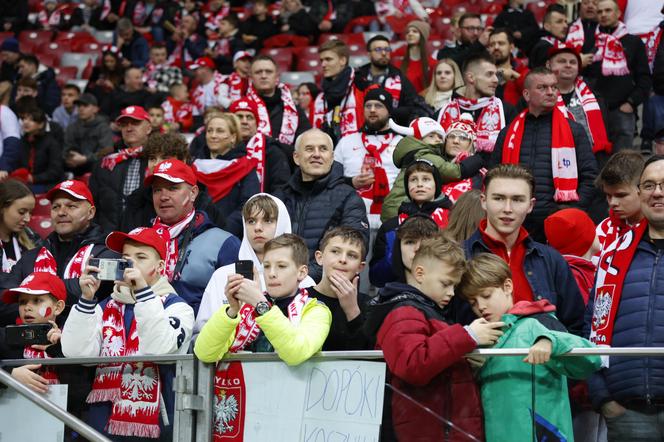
[212,360,386,441]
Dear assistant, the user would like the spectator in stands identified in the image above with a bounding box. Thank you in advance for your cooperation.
[308,0,355,34]
[464,164,586,334]
[146,158,241,314]
[68,0,117,32]
[295,82,318,121]
[0,38,20,84]
[421,58,463,116]
[594,150,644,253]
[276,128,369,282]
[13,78,39,106]
[115,17,149,68]
[147,104,168,133]
[190,56,226,123]
[247,55,310,146]
[240,0,278,50]
[110,67,154,119]
[208,13,247,74]
[89,105,153,232]
[218,50,252,109]
[313,40,363,144]
[37,0,65,31]
[190,113,260,237]
[566,0,600,69]
[62,227,194,440]
[436,12,488,68]
[64,93,114,177]
[375,0,427,27]
[440,114,484,202]
[529,4,569,68]
[445,189,485,243]
[586,155,664,439]
[87,46,125,113]
[279,0,318,39]
[52,84,80,130]
[0,1,28,33]
[15,107,64,192]
[144,43,183,94]
[169,14,207,69]
[162,83,194,133]
[492,68,598,242]
[490,29,529,107]
[14,55,60,116]
[492,0,541,55]
[356,34,428,125]
[396,20,434,93]
[0,104,20,178]
[642,12,664,153]
[585,0,651,152]
[438,53,518,153]
[2,179,116,304]
[365,235,496,441]
[228,98,291,192]
[126,0,178,43]
[334,87,402,228]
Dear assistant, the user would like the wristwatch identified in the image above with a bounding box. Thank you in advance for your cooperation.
[255,301,271,316]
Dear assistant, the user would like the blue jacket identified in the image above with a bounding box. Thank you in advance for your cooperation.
[464,229,585,335]
[585,239,664,409]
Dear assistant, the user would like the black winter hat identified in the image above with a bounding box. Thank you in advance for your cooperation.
[363,86,393,114]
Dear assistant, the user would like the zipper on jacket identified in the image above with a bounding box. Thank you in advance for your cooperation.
[645,249,661,403]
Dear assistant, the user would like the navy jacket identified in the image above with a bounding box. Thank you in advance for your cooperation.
[464,229,586,335]
[585,238,664,409]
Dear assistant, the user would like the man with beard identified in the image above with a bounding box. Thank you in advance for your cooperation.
[529,4,569,68]
[438,53,518,153]
[334,87,403,227]
[354,35,429,125]
[436,13,489,68]
[489,28,529,107]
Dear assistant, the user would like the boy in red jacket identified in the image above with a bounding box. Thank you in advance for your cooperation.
[365,234,504,441]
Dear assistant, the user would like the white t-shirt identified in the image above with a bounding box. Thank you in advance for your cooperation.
[624,0,664,35]
[0,105,20,158]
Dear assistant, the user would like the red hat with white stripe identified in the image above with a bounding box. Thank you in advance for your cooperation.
[233,50,254,63]
[229,97,259,121]
[389,117,445,140]
[115,105,151,123]
[3,272,66,304]
[46,180,95,206]
[106,227,169,259]
[144,159,197,187]
[447,113,477,141]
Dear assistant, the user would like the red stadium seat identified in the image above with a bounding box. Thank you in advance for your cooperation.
[55,31,97,45]
[343,16,378,33]
[263,34,309,48]
[56,66,79,86]
[32,195,51,217]
[318,33,343,45]
[260,47,294,72]
[295,51,321,72]
[18,30,53,53]
[38,52,60,69]
[38,41,74,59]
[28,216,54,240]
[72,40,102,55]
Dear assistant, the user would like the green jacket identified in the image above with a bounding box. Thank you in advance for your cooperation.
[479,306,601,442]
[380,136,461,221]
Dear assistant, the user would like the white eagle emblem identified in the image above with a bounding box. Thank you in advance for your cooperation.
[158,161,172,172]
[592,289,613,331]
[214,392,239,434]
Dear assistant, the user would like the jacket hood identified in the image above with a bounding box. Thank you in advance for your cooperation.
[563,255,596,273]
[507,299,556,317]
[393,136,442,168]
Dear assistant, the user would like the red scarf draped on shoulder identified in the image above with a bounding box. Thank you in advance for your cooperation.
[312,69,365,138]
[193,157,257,203]
[438,97,505,152]
[247,83,299,145]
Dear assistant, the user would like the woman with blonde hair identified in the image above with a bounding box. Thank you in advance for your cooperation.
[421,58,464,113]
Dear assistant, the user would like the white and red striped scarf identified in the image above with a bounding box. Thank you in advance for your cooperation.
[162,97,194,126]
[87,299,161,438]
[1,236,21,272]
[247,83,299,145]
[358,132,393,214]
[439,97,505,152]
[643,25,664,71]
[100,0,112,20]
[153,210,195,281]
[555,78,612,154]
[566,18,586,51]
[245,133,267,192]
[312,69,362,139]
[383,76,402,108]
[131,0,147,25]
[192,157,257,203]
[594,22,630,76]
[502,107,579,202]
[441,151,485,203]
[192,71,225,116]
[23,346,59,384]
[398,208,450,228]
[33,244,94,278]
[101,146,143,171]
[38,9,62,28]
[222,72,248,104]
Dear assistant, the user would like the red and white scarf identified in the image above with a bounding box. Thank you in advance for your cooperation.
[153,210,195,281]
[192,71,225,116]
[541,35,567,49]
[101,146,143,171]
[245,133,267,192]
[594,22,630,76]
[439,97,505,152]
[502,107,579,202]
[87,299,161,438]
[643,25,664,71]
[33,244,94,278]
[313,69,363,139]
[555,78,612,154]
[398,208,450,228]
[131,0,147,25]
[383,76,402,108]
[23,346,59,384]
[192,157,257,203]
[247,83,299,145]
[597,210,643,257]
[1,236,21,272]
[441,151,485,203]
[162,97,194,131]
[222,72,248,104]
[38,9,62,28]
[566,18,586,51]
[358,132,393,214]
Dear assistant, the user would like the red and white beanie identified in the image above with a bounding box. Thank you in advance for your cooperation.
[389,117,445,140]
[447,113,477,141]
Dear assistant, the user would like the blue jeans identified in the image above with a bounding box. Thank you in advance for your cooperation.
[605,407,664,442]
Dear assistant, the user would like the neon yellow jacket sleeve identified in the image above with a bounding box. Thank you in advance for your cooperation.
[194,305,240,363]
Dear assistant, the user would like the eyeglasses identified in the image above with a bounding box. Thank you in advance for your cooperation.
[461,26,484,33]
[446,132,472,142]
[371,47,392,54]
[638,181,664,193]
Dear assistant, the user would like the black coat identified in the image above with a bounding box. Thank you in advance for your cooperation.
[108,87,154,120]
[652,25,664,96]
[492,6,541,54]
[259,88,311,146]
[436,40,486,68]
[529,32,559,69]
[275,162,369,282]
[19,132,64,188]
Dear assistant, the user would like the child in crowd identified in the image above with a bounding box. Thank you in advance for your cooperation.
[365,235,504,441]
[195,193,315,333]
[382,116,486,220]
[194,233,331,365]
[147,104,169,134]
[458,253,601,442]
[52,84,80,130]
[162,83,194,133]
[62,227,194,440]
[544,208,600,303]
[308,226,370,350]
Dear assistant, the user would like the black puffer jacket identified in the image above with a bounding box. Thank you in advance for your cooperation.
[491,112,598,239]
[18,131,64,189]
[275,162,369,282]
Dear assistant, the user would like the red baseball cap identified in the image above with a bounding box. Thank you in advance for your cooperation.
[106,227,170,259]
[229,97,259,121]
[144,159,197,187]
[115,105,151,123]
[3,272,66,304]
[46,180,95,206]
[190,56,216,70]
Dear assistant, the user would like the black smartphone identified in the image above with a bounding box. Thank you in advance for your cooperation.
[5,324,52,346]
[235,260,254,280]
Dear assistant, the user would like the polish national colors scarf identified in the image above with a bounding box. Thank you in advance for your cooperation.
[193,158,257,203]
[1,236,21,272]
[87,299,161,438]
[153,210,195,281]
[246,83,299,145]
[192,71,225,116]
[383,76,402,108]
[162,97,194,132]
[23,346,59,384]
[313,69,364,139]
[594,22,630,76]
[596,210,643,256]
[590,221,648,351]
[358,132,393,214]
[439,97,505,152]
[502,108,579,202]
[555,78,612,154]
[643,24,664,71]
[101,146,143,171]
[38,9,62,28]
[398,208,450,228]
[566,18,586,51]
[223,72,248,104]
[441,151,485,203]
[33,244,94,278]
[245,133,267,192]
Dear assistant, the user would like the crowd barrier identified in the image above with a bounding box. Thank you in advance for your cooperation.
[1,348,663,442]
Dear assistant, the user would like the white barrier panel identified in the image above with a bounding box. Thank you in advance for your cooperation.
[0,384,68,442]
[213,360,386,441]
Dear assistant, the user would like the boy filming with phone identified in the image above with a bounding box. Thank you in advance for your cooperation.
[61,227,194,440]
